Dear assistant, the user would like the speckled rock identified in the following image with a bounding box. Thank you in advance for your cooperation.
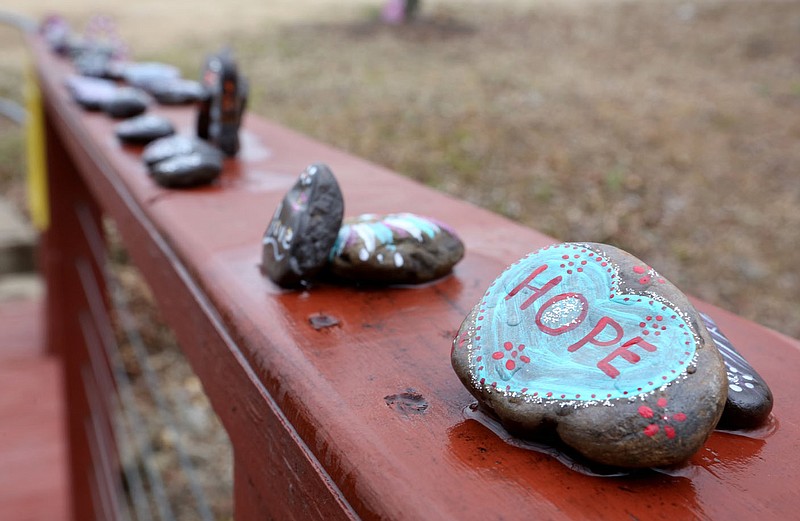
[329,213,464,285]
[115,114,175,145]
[148,151,223,188]
[260,164,344,288]
[102,87,149,118]
[700,312,774,429]
[451,242,728,469]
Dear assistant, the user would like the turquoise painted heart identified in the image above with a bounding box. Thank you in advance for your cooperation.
[468,243,698,400]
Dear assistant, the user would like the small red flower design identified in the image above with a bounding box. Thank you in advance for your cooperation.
[451,330,469,356]
[492,341,531,376]
[632,264,666,285]
[639,397,687,440]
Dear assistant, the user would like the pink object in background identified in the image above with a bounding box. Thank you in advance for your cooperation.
[382,0,406,25]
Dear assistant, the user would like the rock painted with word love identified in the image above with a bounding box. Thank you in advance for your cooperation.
[451,242,728,468]
[261,163,344,288]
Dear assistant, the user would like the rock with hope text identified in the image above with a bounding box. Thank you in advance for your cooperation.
[451,242,728,469]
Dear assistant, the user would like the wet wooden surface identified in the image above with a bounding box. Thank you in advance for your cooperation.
[31,36,800,520]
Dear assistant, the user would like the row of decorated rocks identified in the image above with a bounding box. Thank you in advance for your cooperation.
[57,29,773,470]
[260,165,773,470]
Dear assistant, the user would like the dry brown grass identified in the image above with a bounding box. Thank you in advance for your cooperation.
[5,0,796,337]
[214,0,799,338]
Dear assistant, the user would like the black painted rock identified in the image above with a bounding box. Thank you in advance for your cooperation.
[329,213,464,285]
[260,164,344,288]
[115,114,175,145]
[102,87,149,118]
[148,151,223,188]
[700,312,774,429]
[148,78,206,105]
[451,242,728,469]
[196,50,248,157]
[142,135,223,167]
[66,75,117,111]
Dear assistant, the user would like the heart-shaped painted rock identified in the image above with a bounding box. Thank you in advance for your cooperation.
[451,242,728,468]
[329,213,464,284]
[700,312,774,429]
[260,163,344,288]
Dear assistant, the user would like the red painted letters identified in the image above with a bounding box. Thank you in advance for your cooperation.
[506,264,659,379]
[597,337,658,378]
[505,264,563,311]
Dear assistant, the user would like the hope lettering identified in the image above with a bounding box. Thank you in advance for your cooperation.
[506,264,658,379]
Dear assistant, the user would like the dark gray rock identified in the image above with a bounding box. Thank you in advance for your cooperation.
[329,213,464,285]
[260,163,344,288]
[148,151,222,188]
[102,87,149,118]
[149,79,206,105]
[66,75,117,111]
[700,312,774,429]
[196,50,247,157]
[121,62,181,90]
[451,242,728,469]
[115,114,175,145]
[142,135,223,167]
[73,48,114,78]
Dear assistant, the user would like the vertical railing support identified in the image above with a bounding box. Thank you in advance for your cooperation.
[40,103,120,521]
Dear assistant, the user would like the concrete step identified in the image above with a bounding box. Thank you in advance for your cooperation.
[0,196,36,276]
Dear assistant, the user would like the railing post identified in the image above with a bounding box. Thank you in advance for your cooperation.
[40,101,119,521]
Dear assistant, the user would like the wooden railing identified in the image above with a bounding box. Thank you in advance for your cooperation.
[30,32,800,521]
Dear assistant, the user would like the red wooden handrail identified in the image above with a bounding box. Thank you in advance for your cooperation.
[31,33,800,520]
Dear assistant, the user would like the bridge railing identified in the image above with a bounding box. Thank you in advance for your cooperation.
[29,30,800,521]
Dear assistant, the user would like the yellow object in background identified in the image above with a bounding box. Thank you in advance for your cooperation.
[24,63,48,231]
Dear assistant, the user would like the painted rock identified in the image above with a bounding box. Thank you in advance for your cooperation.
[260,164,344,288]
[700,312,774,429]
[148,151,223,189]
[329,213,464,285]
[451,242,728,469]
[102,87,149,119]
[115,114,175,145]
[142,135,223,167]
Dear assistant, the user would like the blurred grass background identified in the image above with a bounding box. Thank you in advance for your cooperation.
[1,0,798,334]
